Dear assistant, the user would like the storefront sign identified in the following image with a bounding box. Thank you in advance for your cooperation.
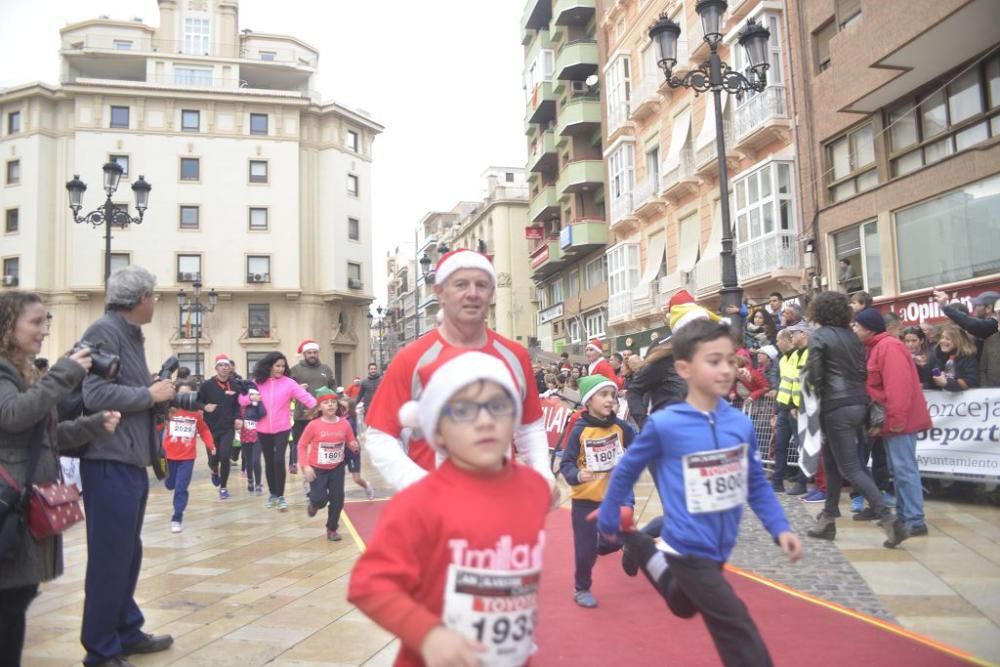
[524,226,544,240]
[916,388,1000,481]
[876,278,1000,325]
[539,303,563,324]
[530,244,550,269]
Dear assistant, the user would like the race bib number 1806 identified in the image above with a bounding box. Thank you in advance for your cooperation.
[442,565,539,667]
[682,444,748,514]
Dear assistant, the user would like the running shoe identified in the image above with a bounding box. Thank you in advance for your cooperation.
[170,521,182,534]
[219,488,230,500]
[786,482,807,496]
[882,491,897,508]
[802,489,826,503]
[247,483,254,493]
[851,495,864,513]
[909,525,928,537]
[265,496,277,509]
[573,590,597,608]
[365,485,376,501]
[254,485,264,496]
[278,496,288,512]
[327,529,342,542]
[852,507,878,521]
[210,472,221,487]
[307,503,318,517]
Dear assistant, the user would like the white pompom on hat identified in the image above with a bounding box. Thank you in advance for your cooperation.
[298,339,320,354]
[397,349,522,450]
[433,248,496,286]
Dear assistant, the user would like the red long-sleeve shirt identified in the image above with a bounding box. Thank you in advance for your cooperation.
[297,417,357,470]
[348,460,550,667]
[162,408,215,461]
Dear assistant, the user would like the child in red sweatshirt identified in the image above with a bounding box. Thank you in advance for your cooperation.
[348,350,550,667]
[298,387,357,541]
[163,380,216,533]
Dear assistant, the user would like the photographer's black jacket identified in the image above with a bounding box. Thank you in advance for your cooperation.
[197,377,243,436]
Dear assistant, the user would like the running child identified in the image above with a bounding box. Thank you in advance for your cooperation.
[348,350,550,667]
[559,374,634,608]
[163,379,216,532]
[597,318,802,667]
[298,387,356,541]
[240,386,265,495]
[339,397,376,500]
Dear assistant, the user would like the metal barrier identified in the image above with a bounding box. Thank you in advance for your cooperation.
[730,396,799,468]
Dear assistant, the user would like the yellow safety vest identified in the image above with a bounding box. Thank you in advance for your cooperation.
[777,349,808,408]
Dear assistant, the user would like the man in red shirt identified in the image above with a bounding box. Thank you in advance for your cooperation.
[584,338,623,389]
[364,249,554,491]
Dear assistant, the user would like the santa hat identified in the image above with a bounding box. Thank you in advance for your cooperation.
[585,338,604,355]
[667,289,696,310]
[578,374,618,407]
[214,354,233,367]
[298,339,320,354]
[434,249,496,286]
[397,349,521,448]
[314,386,337,404]
[757,345,779,362]
[669,301,722,335]
[353,376,361,383]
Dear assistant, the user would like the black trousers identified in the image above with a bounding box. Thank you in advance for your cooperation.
[209,428,234,489]
[290,420,310,467]
[570,499,621,591]
[0,584,38,667]
[821,405,888,520]
[666,554,773,667]
[259,430,290,497]
[309,465,346,531]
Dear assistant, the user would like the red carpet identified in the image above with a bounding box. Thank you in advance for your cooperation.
[343,500,978,666]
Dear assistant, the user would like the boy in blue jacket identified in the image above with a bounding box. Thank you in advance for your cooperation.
[597,318,802,667]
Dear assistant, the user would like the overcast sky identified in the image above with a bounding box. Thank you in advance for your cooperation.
[0,0,528,304]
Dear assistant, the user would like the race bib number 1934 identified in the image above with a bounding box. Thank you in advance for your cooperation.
[442,565,539,667]
[682,444,748,514]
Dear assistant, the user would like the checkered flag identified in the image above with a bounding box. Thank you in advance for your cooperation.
[796,369,822,477]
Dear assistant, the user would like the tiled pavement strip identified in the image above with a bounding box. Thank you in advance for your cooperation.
[21,446,1000,666]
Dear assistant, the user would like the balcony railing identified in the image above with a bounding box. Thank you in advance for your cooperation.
[607,101,630,134]
[734,85,788,139]
[629,76,660,119]
[695,116,734,168]
[736,232,800,281]
[633,176,658,208]
[608,292,632,322]
[609,192,634,225]
[660,148,697,195]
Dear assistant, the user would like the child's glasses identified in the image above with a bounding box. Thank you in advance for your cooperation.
[441,397,515,422]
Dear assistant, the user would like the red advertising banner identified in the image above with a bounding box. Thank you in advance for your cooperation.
[541,396,575,449]
[876,278,1000,325]
[524,226,544,240]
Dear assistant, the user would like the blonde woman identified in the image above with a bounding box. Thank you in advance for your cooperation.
[927,323,980,391]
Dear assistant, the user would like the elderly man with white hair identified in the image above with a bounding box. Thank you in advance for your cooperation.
[79,266,177,666]
[363,249,555,494]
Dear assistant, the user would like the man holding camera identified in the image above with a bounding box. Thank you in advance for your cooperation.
[79,266,175,666]
[197,354,244,499]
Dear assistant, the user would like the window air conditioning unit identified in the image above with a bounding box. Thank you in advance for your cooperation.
[348,278,363,290]
[2,275,18,287]
[571,80,587,94]
[248,273,268,283]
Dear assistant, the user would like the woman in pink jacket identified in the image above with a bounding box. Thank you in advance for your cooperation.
[242,352,317,511]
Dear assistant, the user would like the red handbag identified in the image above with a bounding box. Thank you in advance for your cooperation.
[26,481,84,540]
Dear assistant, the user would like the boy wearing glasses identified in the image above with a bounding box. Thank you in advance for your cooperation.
[559,375,635,608]
[349,350,550,667]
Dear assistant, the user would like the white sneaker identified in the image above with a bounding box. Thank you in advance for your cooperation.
[365,485,376,501]
[171,521,183,533]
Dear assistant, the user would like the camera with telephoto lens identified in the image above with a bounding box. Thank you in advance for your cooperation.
[71,340,120,380]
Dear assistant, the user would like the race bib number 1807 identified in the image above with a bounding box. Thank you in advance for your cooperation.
[442,565,539,667]
[682,444,748,514]
[583,434,624,472]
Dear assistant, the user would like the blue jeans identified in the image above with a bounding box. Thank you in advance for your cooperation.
[773,407,805,483]
[884,433,925,529]
[165,459,194,522]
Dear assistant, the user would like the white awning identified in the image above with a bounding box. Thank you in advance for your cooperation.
[631,231,666,300]
[695,94,730,153]
[662,107,692,174]
[677,213,700,274]
[695,200,724,289]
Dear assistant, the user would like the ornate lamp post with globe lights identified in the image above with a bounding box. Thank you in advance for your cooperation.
[649,0,770,326]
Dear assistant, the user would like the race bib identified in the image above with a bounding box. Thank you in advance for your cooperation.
[317,441,345,465]
[682,444,748,514]
[583,433,624,472]
[168,417,197,440]
[243,419,257,431]
[442,565,539,667]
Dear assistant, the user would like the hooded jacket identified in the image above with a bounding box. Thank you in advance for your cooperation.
[597,398,789,563]
[863,332,932,436]
[289,360,335,420]
[628,335,687,415]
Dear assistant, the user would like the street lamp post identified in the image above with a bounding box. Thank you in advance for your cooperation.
[66,162,152,289]
[367,305,386,370]
[177,281,218,379]
[417,251,432,339]
[649,1,771,329]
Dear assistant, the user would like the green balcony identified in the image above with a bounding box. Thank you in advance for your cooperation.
[558,160,604,196]
[530,240,565,279]
[527,81,557,125]
[559,218,608,255]
[553,0,596,26]
[522,0,552,34]
[524,29,553,68]
[529,185,560,222]
[528,130,558,174]
[555,40,599,81]
[557,96,600,135]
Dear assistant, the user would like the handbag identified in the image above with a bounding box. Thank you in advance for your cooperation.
[867,401,886,430]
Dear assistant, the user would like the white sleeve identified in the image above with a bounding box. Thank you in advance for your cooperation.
[513,418,555,483]
[364,427,428,491]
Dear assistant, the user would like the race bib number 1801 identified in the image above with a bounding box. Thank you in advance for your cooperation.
[682,444,748,514]
[442,565,539,667]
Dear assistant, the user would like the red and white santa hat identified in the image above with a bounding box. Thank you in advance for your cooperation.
[397,349,522,448]
[585,338,604,355]
[434,248,496,286]
[297,339,320,354]
[214,353,233,367]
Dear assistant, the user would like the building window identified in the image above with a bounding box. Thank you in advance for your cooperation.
[110,253,130,272]
[348,217,360,241]
[4,208,17,233]
[113,40,132,50]
[346,129,359,152]
[110,106,130,129]
[259,51,276,62]
[565,269,579,298]
[569,319,581,343]
[347,174,359,196]
[584,310,606,339]
[177,254,201,282]
[733,161,796,244]
[181,110,200,132]
[249,160,268,183]
[248,304,270,338]
[836,0,862,30]
[183,16,210,55]
[606,55,631,132]
[249,113,268,136]
[247,256,270,282]
[887,54,1000,178]
[177,353,205,374]
[179,205,199,230]
[832,221,879,296]
[180,157,200,181]
[607,243,640,320]
[505,172,515,183]
[7,111,20,134]
[5,160,19,185]
[348,262,362,288]
[826,122,877,202]
[814,20,836,72]
[2,257,18,280]
[895,173,1000,293]
[109,154,129,177]
[732,14,784,118]
[584,255,608,290]
[550,279,563,304]
[174,67,212,86]
[247,352,269,376]
[247,207,267,231]
[609,142,635,221]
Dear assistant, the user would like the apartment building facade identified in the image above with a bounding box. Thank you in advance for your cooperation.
[523,0,611,357]
[790,0,1000,320]
[0,0,382,382]
[596,0,805,355]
